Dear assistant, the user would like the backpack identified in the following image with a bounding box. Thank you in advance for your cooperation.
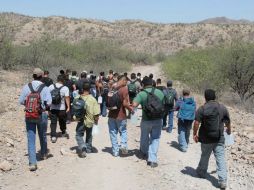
[163,88,175,110]
[201,103,221,141]
[143,88,165,120]
[102,80,109,96]
[178,97,196,121]
[128,80,137,96]
[72,97,86,121]
[25,83,45,121]
[70,76,78,84]
[51,84,64,105]
[106,88,121,110]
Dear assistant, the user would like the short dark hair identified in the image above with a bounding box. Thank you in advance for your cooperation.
[156,78,161,84]
[57,75,65,83]
[60,70,65,75]
[80,72,87,79]
[33,74,42,81]
[142,76,153,87]
[182,89,190,96]
[130,73,136,79]
[149,73,153,79]
[109,70,113,74]
[44,70,49,75]
[90,70,93,74]
[100,72,105,76]
[137,73,141,77]
[83,82,90,92]
[124,72,128,77]
[72,71,77,76]
[205,89,216,101]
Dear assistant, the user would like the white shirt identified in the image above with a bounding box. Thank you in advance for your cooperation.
[49,83,69,110]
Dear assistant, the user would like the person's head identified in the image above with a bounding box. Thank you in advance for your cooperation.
[100,72,105,77]
[130,73,136,80]
[60,70,65,75]
[109,70,113,75]
[89,70,93,74]
[204,89,216,102]
[80,72,87,79]
[142,76,153,87]
[66,69,71,75]
[82,81,91,93]
[44,70,49,77]
[167,80,173,87]
[57,74,65,84]
[33,68,43,81]
[182,89,190,97]
[149,73,153,79]
[124,72,128,77]
[156,78,162,85]
[72,71,77,76]
[137,73,141,77]
[118,75,128,86]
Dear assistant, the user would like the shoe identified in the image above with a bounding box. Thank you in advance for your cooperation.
[29,164,37,171]
[86,149,92,153]
[162,126,168,130]
[120,147,128,155]
[62,132,70,139]
[147,161,158,168]
[112,152,119,157]
[219,181,227,189]
[78,150,87,158]
[51,137,57,143]
[196,169,206,179]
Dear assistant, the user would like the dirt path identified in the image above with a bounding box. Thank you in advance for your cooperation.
[0,64,253,190]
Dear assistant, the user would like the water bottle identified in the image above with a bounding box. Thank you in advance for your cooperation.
[224,131,234,146]
[92,124,100,136]
[131,108,138,125]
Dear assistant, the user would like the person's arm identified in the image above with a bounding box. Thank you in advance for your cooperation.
[65,96,70,113]
[94,114,100,125]
[123,89,133,112]
[193,120,200,143]
[223,106,231,135]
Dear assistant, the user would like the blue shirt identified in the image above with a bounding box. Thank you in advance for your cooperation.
[19,80,52,109]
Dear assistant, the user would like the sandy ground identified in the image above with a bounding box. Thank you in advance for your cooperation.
[0,64,253,190]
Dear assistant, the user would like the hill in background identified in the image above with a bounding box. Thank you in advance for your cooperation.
[1,12,254,54]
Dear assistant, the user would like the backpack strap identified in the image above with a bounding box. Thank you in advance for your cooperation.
[28,83,35,93]
[37,84,45,93]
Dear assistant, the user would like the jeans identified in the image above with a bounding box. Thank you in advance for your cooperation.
[100,96,107,117]
[26,113,48,165]
[167,111,174,133]
[197,143,227,183]
[50,110,67,137]
[75,119,93,152]
[140,119,162,163]
[108,118,128,156]
[177,119,193,152]
[162,113,168,127]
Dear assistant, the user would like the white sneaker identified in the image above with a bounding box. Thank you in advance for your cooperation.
[51,137,57,143]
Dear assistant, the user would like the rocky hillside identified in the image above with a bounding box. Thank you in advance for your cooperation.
[1,12,254,54]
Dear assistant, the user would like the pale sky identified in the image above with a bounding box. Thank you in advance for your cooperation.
[0,0,253,23]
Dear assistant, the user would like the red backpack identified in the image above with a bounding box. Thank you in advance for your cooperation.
[25,83,45,121]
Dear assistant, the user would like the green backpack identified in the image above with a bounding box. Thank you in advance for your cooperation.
[128,81,137,96]
[163,88,175,110]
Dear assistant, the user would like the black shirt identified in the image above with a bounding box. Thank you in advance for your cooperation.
[195,101,230,144]
[41,77,53,87]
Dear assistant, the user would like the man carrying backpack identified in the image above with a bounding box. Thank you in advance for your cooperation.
[128,73,141,103]
[132,76,165,168]
[164,80,178,132]
[107,75,133,157]
[75,81,100,158]
[97,72,108,117]
[19,68,52,171]
[193,89,231,189]
[49,75,70,143]
[175,89,196,152]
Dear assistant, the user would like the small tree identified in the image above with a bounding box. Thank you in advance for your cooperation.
[223,41,254,102]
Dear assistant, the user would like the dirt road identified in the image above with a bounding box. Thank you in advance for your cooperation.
[0,64,253,190]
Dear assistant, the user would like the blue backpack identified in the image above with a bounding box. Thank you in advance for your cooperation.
[177,97,196,121]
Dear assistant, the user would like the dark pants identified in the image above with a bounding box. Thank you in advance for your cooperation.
[76,119,93,152]
[50,110,67,137]
[163,113,168,127]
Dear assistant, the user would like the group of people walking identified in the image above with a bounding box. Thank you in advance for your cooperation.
[19,67,231,189]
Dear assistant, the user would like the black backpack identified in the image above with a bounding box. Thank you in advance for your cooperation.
[102,80,109,96]
[143,88,165,120]
[201,103,221,141]
[51,84,64,105]
[106,88,121,110]
[72,97,86,121]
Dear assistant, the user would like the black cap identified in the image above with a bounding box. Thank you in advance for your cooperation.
[167,80,173,87]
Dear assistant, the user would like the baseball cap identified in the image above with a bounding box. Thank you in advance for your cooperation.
[33,68,44,77]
